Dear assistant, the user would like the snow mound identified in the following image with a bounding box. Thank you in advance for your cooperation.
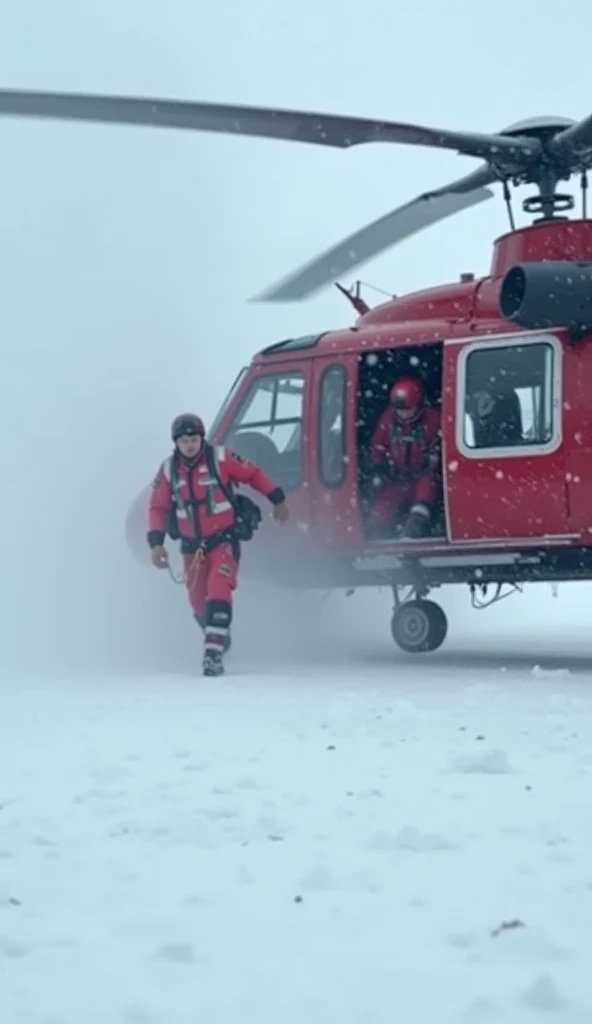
[450,749,513,774]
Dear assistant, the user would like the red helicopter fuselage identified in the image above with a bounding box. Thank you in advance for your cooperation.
[127,219,592,597]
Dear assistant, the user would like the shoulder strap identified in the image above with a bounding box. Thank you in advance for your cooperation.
[205,444,238,512]
[168,453,189,515]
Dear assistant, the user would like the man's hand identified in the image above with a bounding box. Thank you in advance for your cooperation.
[151,544,169,569]
[273,502,290,524]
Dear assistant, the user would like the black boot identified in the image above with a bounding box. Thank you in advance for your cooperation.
[203,651,225,677]
[400,506,430,540]
[202,600,232,677]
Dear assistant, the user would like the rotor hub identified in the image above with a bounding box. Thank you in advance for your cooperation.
[500,115,577,139]
[492,116,589,222]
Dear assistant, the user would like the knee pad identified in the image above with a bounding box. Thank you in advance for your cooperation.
[205,599,232,629]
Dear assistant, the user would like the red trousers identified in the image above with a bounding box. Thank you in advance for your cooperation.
[370,470,439,528]
[182,543,238,656]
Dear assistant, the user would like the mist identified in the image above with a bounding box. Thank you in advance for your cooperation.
[2,0,592,680]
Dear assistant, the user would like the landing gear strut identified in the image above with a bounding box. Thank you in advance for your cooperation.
[390,584,448,653]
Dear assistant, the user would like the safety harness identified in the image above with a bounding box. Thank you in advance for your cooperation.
[388,419,428,477]
[166,444,262,554]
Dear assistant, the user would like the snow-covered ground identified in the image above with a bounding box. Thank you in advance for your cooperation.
[3,591,592,1024]
[4,4,592,1020]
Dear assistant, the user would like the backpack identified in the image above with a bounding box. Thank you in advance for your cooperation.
[165,444,262,543]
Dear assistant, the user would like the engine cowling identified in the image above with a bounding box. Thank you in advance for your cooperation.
[499,260,592,336]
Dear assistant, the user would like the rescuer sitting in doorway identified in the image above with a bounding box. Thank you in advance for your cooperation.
[367,375,442,540]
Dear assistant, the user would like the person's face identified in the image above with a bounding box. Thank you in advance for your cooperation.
[176,432,203,459]
[392,400,416,422]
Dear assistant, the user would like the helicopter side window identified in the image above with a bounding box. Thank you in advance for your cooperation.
[318,365,347,487]
[461,339,558,453]
[223,370,305,490]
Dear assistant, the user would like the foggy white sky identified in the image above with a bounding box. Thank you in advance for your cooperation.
[1,0,591,674]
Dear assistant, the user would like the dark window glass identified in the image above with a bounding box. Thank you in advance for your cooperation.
[319,365,347,486]
[225,372,305,489]
[464,342,555,449]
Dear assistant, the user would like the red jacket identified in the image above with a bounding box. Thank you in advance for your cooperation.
[147,444,285,548]
[370,405,441,478]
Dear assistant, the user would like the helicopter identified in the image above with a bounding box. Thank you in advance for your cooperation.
[4,87,592,655]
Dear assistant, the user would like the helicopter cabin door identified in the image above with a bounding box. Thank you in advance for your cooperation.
[443,331,569,544]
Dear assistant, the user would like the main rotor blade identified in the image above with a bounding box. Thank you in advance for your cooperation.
[0,89,540,164]
[548,112,592,165]
[253,171,496,302]
[424,162,500,197]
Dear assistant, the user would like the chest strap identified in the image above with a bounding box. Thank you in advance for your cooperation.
[169,446,239,524]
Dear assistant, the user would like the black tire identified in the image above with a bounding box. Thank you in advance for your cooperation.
[390,599,448,654]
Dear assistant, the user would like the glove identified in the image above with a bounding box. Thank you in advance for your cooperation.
[273,502,290,523]
[151,545,169,569]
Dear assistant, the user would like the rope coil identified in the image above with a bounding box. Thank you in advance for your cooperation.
[166,549,204,586]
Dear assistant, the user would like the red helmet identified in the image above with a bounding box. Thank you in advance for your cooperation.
[390,377,424,419]
[171,413,205,442]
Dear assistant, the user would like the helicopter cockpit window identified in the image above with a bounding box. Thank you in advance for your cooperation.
[208,367,249,438]
[462,340,556,452]
[223,371,305,490]
[318,365,347,486]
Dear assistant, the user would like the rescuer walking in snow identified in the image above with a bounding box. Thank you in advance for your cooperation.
[147,413,289,677]
[368,376,441,539]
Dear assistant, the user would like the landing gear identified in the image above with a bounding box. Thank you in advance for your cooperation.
[390,585,448,653]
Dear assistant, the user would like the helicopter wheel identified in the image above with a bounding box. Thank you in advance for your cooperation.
[390,599,448,654]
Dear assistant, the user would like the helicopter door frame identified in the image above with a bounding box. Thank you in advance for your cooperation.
[210,362,314,559]
[310,355,360,551]
[443,329,573,546]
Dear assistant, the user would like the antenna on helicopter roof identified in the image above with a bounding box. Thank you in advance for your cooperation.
[335,281,371,316]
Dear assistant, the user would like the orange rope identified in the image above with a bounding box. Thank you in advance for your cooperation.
[167,548,204,585]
